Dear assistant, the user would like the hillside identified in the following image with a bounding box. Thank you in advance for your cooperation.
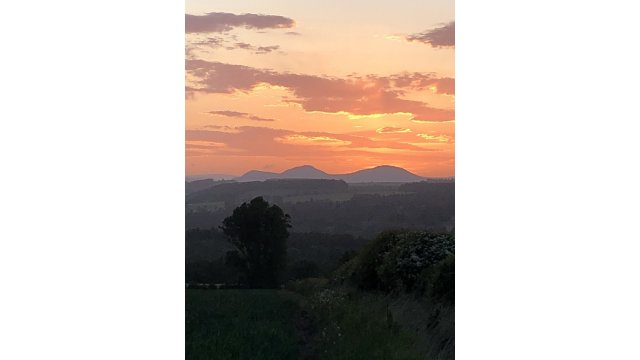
[231,165,429,183]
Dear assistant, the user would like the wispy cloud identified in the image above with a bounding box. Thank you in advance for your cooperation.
[276,134,352,147]
[190,35,280,54]
[407,22,455,48]
[377,127,412,134]
[417,133,452,143]
[208,110,276,122]
[230,43,280,54]
[186,126,435,155]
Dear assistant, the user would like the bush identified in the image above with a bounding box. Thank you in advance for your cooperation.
[350,230,454,293]
[416,254,455,304]
[377,232,454,292]
[352,230,405,290]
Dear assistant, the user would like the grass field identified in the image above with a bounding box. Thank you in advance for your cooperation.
[186,289,301,360]
[186,288,447,360]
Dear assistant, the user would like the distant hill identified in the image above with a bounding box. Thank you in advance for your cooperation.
[338,165,425,183]
[236,170,280,182]
[186,179,235,195]
[186,173,236,181]
[233,165,427,183]
[281,165,332,179]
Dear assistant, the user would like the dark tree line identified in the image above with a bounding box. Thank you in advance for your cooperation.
[187,183,454,237]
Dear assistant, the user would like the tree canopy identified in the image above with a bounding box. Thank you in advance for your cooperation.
[220,197,291,288]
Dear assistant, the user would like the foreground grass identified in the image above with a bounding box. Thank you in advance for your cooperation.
[288,279,454,360]
[186,287,453,360]
[305,288,430,360]
[186,289,300,360]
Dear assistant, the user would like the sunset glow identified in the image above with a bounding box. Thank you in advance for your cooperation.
[186,0,454,177]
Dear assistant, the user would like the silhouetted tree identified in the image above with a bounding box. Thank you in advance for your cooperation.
[220,197,291,288]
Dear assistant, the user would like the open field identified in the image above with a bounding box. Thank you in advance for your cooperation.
[186,287,450,360]
[186,290,301,360]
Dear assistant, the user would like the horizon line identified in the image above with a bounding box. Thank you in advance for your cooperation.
[185,164,454,179]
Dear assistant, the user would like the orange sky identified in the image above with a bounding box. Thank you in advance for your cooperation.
[186,0,454,177]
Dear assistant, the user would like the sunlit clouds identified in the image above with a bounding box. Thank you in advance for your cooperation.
[275,135,352,147]
[185,2,454,177]
[377,127,412,134]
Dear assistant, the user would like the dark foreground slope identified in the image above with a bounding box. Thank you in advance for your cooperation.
[186,289,444,360]
[186,230,455,360]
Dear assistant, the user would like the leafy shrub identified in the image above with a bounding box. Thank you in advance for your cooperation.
[377,232,454,292]
[350,230,454,293]
[351,230,406,290]
[415,254,455,304]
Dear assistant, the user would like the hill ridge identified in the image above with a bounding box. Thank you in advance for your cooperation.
[233,165,426,183]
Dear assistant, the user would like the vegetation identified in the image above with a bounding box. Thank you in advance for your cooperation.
[187,179,349,205]
[219,197,291,288]
[186,230,370,285]
[342,230,455,292]
[291,229,457,359]
[186,290,300,360]
[185,182,455,359]
[186,181,454,237]
[305,289,426,359]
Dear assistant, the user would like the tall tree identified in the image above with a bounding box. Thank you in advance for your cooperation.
[220,197,291,288]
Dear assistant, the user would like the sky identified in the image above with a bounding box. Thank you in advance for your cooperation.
[186,0,454,177]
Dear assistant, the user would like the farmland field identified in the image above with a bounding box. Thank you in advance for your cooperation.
[186,289,301,360]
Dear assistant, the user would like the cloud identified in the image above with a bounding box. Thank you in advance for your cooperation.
[208,110,276,122]
[185,12,295,33]
[186,127,453,176]
[229,43,279,54]
[193,36,227,47]
[417,133,452,143]
[407,22,455,48]
[376,127,412,134]
[255,45,280,54]
[285,31,302,36]
[389,73,454,95]
[276,134,352,147]
[186,60,454,122]
[189,34,280,54]
[186,126,435,156]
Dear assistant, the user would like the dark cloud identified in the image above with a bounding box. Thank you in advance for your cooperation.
[229,43,279,54]
[407,22,455,48]
[186,60,454,122]
[208,110,276,122]
[285,31,302,36]
[255,45,280,54]
[185,12,295,34]
[193,36,227,47]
